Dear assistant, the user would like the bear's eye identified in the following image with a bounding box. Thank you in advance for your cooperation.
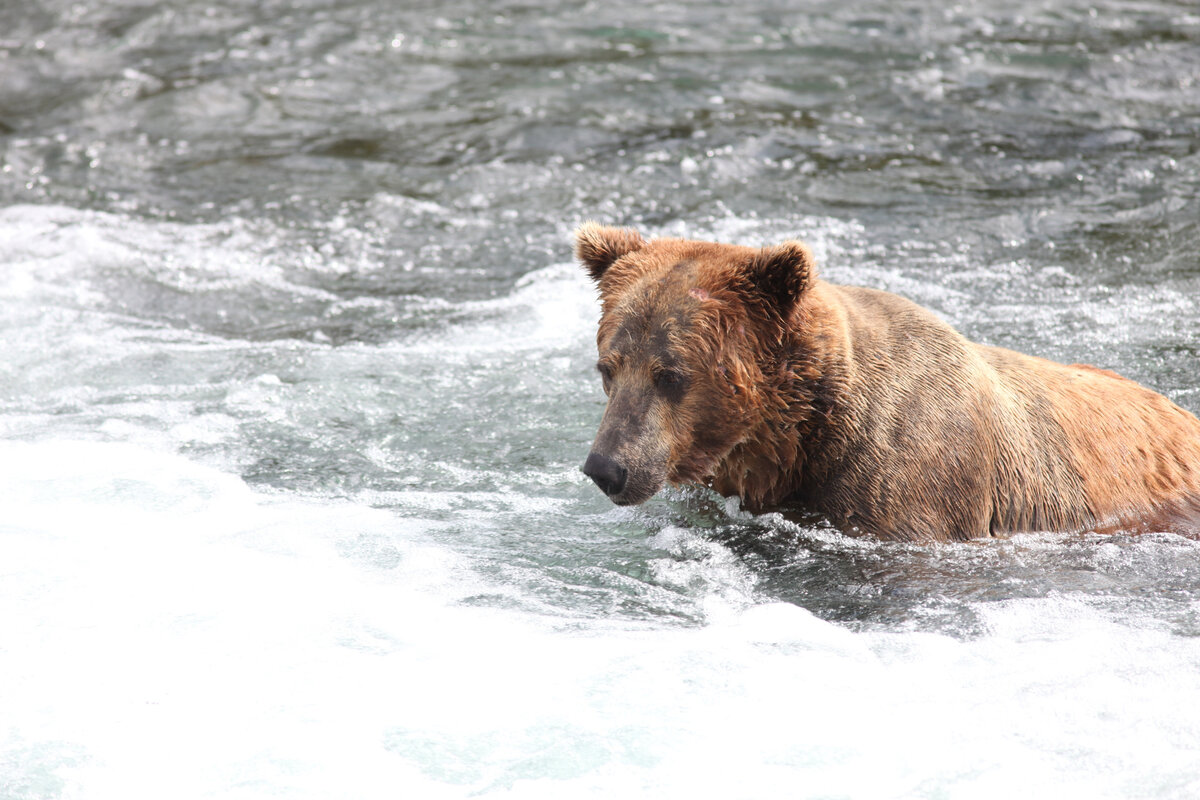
[596,361,614,392]
[653,369,687,400]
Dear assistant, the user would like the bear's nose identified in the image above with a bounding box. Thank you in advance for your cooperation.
[582,452,628,497]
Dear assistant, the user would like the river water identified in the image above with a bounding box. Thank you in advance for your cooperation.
[2,1,1200,797]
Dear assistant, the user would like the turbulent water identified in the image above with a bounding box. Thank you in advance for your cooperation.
[3,0,1200,797]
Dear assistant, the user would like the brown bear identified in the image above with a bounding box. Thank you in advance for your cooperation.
[575,222,1200,542]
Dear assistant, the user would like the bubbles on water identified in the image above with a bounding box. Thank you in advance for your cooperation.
[646,525,759,620]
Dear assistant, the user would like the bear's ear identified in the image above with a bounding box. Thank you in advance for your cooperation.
[575,222,646,282]
[741,239,816,316]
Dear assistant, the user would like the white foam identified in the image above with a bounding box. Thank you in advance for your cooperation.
[0,440,482,797]
[3,442,1200,797]
[390,259,600,359]
[0,204,337,306]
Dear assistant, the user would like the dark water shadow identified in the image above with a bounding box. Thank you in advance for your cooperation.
[664,489,1200,638]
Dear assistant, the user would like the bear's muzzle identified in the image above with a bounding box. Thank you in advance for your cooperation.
[582,451,629,501]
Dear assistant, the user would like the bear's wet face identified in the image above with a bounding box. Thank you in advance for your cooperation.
[574,223,813,506]
[582,300,694,504]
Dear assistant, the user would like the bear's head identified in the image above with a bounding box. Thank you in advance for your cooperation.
[576,222,817,507]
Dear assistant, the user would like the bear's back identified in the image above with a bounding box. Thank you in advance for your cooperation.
[807,283,1200,538]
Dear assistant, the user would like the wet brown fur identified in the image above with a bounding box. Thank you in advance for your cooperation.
[576,222,1200,542]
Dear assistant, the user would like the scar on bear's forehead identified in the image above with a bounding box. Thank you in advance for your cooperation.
[659,261,709,302]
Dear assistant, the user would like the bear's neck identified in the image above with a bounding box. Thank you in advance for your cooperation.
[709,281,856,510]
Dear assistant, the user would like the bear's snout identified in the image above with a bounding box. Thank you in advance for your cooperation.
[582,451,628,500]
